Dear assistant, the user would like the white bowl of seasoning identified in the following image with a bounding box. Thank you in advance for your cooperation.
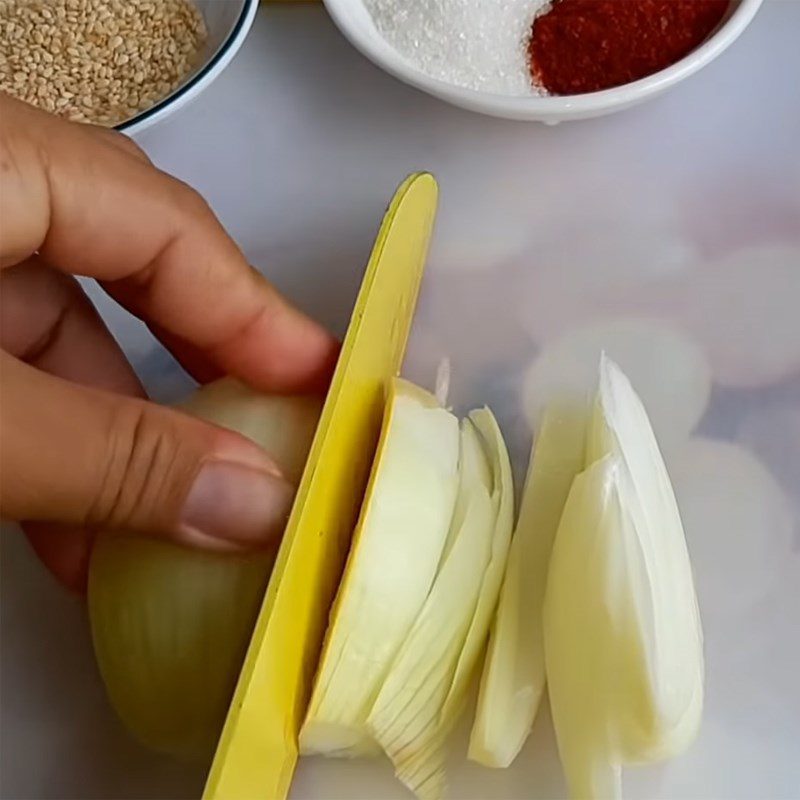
[0,0,258,135]
[119,0,259,135]
[323,0,764,122]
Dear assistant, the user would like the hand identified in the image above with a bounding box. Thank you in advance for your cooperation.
[0,96,338,592]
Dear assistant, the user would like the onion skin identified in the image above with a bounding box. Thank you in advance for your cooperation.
[88,380,322,760]
[89,539,276,760]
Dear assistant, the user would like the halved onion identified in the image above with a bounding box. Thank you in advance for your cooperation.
[88,379,322,759]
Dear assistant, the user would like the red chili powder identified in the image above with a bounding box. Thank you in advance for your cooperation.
[529,0,730,95]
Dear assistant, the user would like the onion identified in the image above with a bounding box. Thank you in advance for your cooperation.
[300,379,461,758]
[470,401,589,768]
[88,379,322,760]
[367,418,494,798]
[301,379,514,800]
[544,357,704,799]
[523,317,711,449]
[88,356,709,800]
[368,409,514,799]
[179,379,322,485]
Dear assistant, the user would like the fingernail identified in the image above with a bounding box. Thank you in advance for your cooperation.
[180,461,295,546]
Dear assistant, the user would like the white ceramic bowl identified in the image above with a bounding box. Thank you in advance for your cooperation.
[117,0,259,136]
[323,0,764,122]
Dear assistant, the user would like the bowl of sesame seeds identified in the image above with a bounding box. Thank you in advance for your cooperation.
[0,0,259,135]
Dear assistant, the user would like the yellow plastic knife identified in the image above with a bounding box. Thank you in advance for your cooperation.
[204,173,439,800]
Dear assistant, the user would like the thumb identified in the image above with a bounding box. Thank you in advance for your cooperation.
[1,355,295,549]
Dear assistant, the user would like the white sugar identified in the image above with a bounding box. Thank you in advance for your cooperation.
[364,0,548,96]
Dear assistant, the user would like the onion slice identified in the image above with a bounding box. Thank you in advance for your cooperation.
[544,356,704,799]
[368,408,514,799]
[367,418,495,798]
[469,400,589,767]
[300,379,460,758]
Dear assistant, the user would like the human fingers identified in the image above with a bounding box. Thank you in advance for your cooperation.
[0,259,145,394]
[23,521,95,594]
[1,260,146,590]
[1,354,296,551]
[0,95,338,393]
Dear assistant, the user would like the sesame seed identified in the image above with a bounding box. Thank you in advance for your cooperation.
[0,0,207,126]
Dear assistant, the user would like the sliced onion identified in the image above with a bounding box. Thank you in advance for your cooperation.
[542,455,626,799]
[523,317,711,448]
[300,379,461,758]
[544,357,704,799]
[369,409,514,799]
[367,418,495,798]
[469,401,589,768]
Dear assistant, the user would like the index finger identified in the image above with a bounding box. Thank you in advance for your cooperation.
[0,96,337,393]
